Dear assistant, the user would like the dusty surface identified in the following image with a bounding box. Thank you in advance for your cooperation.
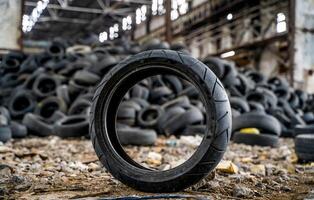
[0,136,314,200]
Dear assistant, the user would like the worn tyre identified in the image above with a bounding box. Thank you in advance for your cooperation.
[8,90,36,118]
[0,126,12,143]
[54,115,89,138]
[89,50,231,192]
[232,132,279,147]
[22,113,53,136]
[10,121,27,138]
[294,125,314,136]
[232,112,281,136]
[295,134,314,162]
[117,128,157,146]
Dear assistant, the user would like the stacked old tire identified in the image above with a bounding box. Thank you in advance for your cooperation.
[0,39,198,144]
[1,38,314,160]
[0,40,129,142]
[202,56,314,151]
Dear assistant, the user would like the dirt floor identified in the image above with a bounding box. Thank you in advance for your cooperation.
[1,136,314,200]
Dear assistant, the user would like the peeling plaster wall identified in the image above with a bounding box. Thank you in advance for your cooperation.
[0,0,22,50]
[294,0,314,91]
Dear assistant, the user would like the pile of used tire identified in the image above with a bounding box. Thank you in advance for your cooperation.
[202,56,314,159]
[116,78,207,146]
[1,38,313,159]
[0,39,197,144]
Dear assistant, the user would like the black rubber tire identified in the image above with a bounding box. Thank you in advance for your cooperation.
[232,112,281,136]
[268,77,289,89]
[288,92,300,109]
[157,106,186,134]
[230,97,250,113]
[22,113,53,136]
[164,107,204,136]
[178,85,200,99]
[48,111,66,123]
[120,100,142,111]
[2,52,25,70]
[142,39,170,51]
[161,96,190,110]
[231,108,241,118]
[0,107,10,121]
[32,74,59,98]
[232,132,279,147]
[22,68,46,90]
[245,71,266,84]
[117,128,157,146]
[295,89,308,110]
[89,50,231,192]
[137,105,164,128]
[68,79,90,96]
[46,41,66,58]
[295,134,314,162]
[303,112,314,124]
[202,57,225,79]
[274,87,290,100]
[73,70,101,86]
[0,74,22,88]
[182,125,206,136]
[130,85,150,100]
[35,97,67,119]
[54,115,89,138]
[8,90,36,118]
[68,99,91,115]
[59,60,90,77]
[88,55,118,76]
[255,87,278,109]
[248,102,265,113]
[246,91,267,108]
[0,126,12,143]
[149,86,172,104]
[161,75,183,94]
[56,85,71,105]
[10,121,27,138]
[294,125,314,136]
[229,74,252,97]
[221,62,238,88]
[117,106,136,119]
[130,98,150,108]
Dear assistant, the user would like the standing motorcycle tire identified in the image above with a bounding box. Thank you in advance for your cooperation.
[89,50,231,192]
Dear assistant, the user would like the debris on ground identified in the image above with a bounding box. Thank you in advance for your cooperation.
[0,136,313,199]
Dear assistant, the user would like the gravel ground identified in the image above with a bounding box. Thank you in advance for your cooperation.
[0,136,313,200]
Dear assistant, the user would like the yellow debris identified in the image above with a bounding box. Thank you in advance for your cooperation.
[217,160,239,174]
[250,164,266,176]
[290,153,298,164]
[240,157,253,163]
[240,128,260,134]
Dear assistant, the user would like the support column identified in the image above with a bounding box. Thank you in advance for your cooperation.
[165,0,172,43]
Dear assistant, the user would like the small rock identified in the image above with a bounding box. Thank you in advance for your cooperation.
[250,164,266,176]
[207,181,220,191]
[0,146,12,153]
[0,164,13,177]
[179,135,202,147]
[233,185,253,198]
[281,186,292,192]
[146,152,162,166]
[305,190,314,200]
[88,163,101,171]
[255,182,266,190]
[217,160,239,174]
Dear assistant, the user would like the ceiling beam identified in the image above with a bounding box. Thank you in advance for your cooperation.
[25,1,133,15]
[38,17,89,24]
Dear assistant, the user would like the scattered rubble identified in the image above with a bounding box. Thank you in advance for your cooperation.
[0,136,313,199]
